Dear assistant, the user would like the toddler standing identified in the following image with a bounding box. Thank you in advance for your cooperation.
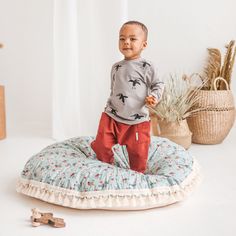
[91,21,164,173]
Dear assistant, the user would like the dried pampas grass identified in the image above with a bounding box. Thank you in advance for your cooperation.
[149,73,205,122]
[220,40,236,89]
[203,40,236,90]
[203,48,221,90]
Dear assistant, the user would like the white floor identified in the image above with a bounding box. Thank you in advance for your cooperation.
[0,126,236,236]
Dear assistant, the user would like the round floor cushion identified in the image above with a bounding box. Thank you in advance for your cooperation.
[16,136,201,210]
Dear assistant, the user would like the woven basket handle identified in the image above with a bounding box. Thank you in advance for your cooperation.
[213,77,229,90]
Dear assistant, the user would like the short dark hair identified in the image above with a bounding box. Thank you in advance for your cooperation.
[122,21,148,40]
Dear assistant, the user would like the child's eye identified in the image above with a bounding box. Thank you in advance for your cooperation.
[119,38,125,41]
[130,38,137,41]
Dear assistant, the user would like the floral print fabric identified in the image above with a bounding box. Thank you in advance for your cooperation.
[21,136,195,193]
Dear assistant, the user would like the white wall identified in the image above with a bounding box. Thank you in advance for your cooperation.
[0,0,53,136]
[0,0,236,137]
[128,0,236,83]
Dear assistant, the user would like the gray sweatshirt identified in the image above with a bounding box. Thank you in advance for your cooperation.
[105,57,164,125]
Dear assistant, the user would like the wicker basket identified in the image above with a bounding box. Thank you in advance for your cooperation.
[187,77,236,144]
[151,116,192,149]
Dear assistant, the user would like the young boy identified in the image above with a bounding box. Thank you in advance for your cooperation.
[91,21,164,173]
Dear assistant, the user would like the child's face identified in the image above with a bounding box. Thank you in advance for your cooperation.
[119,24,147,60]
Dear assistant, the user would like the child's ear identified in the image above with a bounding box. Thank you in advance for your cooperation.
[143,41,147,49]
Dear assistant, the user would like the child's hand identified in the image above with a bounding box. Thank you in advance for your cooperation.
[145,95,158,107]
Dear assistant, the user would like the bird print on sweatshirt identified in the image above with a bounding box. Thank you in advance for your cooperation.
[142,61,151,68]
[111,108,118,116]
[131,114,145,120]
[116,93,128,104]
[128,79,141,89]
[115,64,122,71]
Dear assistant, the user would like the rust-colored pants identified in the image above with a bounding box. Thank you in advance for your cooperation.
[91,112,150,173]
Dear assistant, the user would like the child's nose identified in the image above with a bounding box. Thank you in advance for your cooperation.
[124,39,130,45]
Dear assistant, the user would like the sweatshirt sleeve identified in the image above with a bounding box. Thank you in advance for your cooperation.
[104,64,115,111]
[146,64,164,100]
[109,64,115,96]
